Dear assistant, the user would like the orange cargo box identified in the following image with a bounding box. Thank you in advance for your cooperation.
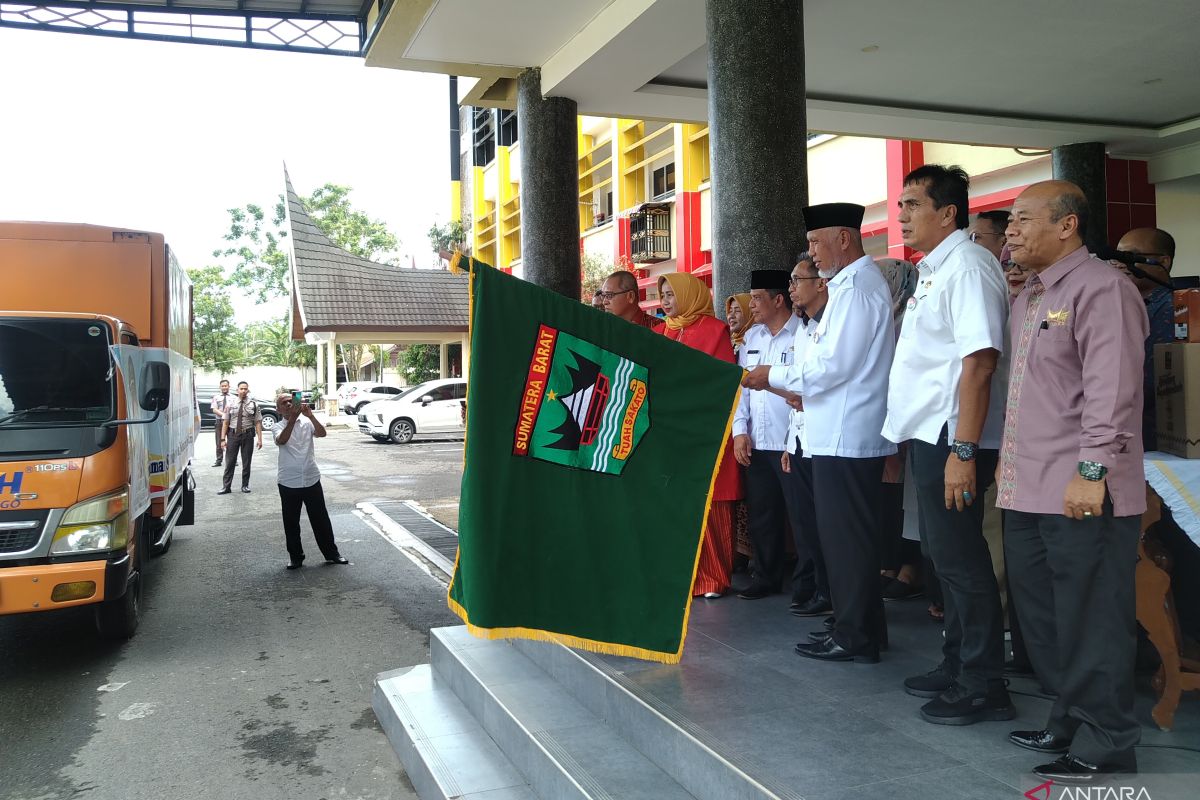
[1176,288,1200,343]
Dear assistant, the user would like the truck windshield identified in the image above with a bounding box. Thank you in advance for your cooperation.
[0,318,115,428]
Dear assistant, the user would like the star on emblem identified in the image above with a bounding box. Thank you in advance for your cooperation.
[546,390,557,401]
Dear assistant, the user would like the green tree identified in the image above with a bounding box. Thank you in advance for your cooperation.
[190,265,241,370]
[239,315,316,368]
[581,252,625,301]
[401,344,440,384]
[215,183,400,303]
[427,219,466,257]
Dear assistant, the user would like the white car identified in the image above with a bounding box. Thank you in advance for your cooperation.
[357,378,467,444]
[342,382,405,415]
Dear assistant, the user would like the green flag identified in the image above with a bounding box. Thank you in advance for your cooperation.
[448,263,743,663]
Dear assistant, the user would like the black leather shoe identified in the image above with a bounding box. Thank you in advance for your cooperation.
[920,682,1015,726]
[822,615,836,631]
[325,556,349,565]
[1032,755,1136,785]
[789,591,814,610]
[1009,729,1071,755]
[286,560,303,570]
[217,488,231,495]
[790,594,833,617]
[211,461,222,467]
[794,637,880,664]
[737,582,776,600]
[807,629,888,652]
[241,486,251,493]
[904,662,957,698]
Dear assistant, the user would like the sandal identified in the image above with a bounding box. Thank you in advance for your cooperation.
[927,603,945,622]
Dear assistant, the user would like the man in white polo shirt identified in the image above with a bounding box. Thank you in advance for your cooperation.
[883,164,1012,725]
[273,393,349,570]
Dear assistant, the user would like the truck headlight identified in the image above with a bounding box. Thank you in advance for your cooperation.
[51,489,130,555]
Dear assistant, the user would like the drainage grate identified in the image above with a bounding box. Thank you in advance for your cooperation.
[369,501,459,564]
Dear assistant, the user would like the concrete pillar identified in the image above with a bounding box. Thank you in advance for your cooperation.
[1052,142,1108,253]
[326,340,338,415]
[439,342,450,378]
[706,0,808,314]
[315,340,324,392]
[517,68,580,298]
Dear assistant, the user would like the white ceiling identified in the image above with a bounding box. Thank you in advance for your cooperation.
[366,0,1200,159]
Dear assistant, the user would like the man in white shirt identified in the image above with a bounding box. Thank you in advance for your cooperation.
[884,165,1012,725]
[210,379,232,467]
[745,202,897,663]
[273,394,348,570]
[779,254,831,618]
[733,269,812,604]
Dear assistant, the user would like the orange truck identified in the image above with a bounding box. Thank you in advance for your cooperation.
[0,222,196,638]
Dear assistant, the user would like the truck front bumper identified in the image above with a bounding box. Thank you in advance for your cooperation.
[0,559,114,615]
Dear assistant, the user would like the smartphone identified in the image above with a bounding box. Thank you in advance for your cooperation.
[292,391,303,403]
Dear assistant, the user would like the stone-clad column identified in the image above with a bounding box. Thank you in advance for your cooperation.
[706,0,808,313]
[517,68,581,299]
[1052,142,1108,253]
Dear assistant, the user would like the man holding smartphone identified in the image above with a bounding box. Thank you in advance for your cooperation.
[272,393,349,569]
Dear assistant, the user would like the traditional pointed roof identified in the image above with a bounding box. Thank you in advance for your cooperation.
[284,166,468,340]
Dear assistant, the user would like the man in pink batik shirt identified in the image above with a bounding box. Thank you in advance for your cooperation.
[997,181,1146,785]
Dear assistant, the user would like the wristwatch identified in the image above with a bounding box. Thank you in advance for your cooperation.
[1078,460,1108,481]
[951,441,978,462]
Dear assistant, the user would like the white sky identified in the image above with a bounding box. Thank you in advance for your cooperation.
[0,27,451,321]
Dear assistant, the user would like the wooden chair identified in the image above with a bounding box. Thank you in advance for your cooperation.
[1136,487,1200,730]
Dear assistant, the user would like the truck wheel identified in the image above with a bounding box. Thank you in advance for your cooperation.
[261,411,279,426]
[95,570,141,641]
[389,419,416,444]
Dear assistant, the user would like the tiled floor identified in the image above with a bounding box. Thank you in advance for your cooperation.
[590,579,1200,799]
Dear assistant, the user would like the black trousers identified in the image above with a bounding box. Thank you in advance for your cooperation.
[213,424,224,463]
[1000,511,1033,672]
[745,449,806,592]
[279,480,341,562]
[782,439,828,599]
[910,433,1003,691]
[222,431,255,491]
[812,454,886,653]
[1005,505,1141,768]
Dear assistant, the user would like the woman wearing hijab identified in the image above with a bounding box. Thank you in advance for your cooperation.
[659,272,743,598]
[725,293,754,359]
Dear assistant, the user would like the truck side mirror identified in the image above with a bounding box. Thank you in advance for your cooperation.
[141,361,171,411]
[421,395,434,406]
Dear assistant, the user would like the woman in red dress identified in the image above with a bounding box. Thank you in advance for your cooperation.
[658,273,744,598]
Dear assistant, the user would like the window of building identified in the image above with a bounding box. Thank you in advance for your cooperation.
[652,162,675,199]
[498,110,518,147]
[472,108,496,167]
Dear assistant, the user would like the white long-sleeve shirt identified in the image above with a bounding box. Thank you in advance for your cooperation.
[768,254,897,458]
[733,315,800,451]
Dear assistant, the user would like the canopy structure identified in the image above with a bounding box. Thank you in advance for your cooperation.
[364,0,1200,163]
[0,0,371,55]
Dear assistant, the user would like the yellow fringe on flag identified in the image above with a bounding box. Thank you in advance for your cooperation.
[448,249,464,274]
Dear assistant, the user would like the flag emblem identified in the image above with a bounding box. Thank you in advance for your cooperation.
[513,323,650,475]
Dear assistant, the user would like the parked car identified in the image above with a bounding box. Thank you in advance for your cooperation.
[196,386,280,430]
[357,378,467,444]
[342,382,406,415]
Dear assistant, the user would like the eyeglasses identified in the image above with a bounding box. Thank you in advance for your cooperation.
[969,231,1004,242]
[598,290,633,300]
[788,276,821,285]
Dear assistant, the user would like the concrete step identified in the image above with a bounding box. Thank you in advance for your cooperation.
[373,664,536,800]
[376,626,703,800]
[510,637,801,800]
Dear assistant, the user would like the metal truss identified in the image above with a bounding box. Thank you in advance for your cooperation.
[0,2,364,56]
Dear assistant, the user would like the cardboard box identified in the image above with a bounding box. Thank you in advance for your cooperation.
[1154,342,1200,458]
[1176,289,1200,343]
